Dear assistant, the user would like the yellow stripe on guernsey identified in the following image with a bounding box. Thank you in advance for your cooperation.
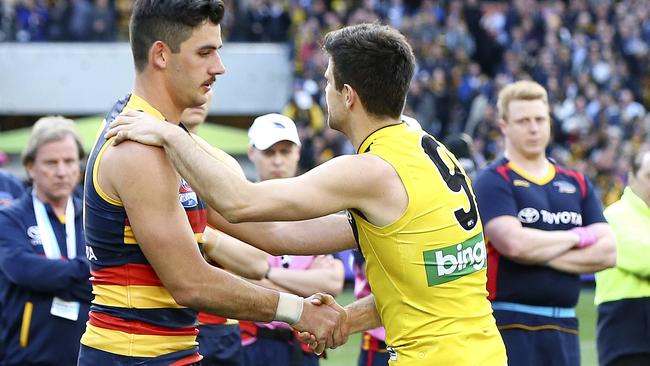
[123,225,137,244]
[92,136,123,207]
[350,123,506,366]
[507,161,555,185]
[91,94,166,208]
[93,285,186,309]
[20,301,33,347]
[82,324,197,357]
[123,227,203,245]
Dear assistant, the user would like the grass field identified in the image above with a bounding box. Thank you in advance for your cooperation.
[322,285,599,366]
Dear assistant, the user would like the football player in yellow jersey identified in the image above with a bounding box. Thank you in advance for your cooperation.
[106,23,507,365]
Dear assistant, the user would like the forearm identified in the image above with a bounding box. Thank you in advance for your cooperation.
[163,127,250,220]
[267,266,344,297]
[188,265,281,322]
[1,254,90,295]
[204,228,269,280]
[547,239,616,274]
[209,211,356,256]
[248,278,291,293]
[501,227,578,264]
[547,251,607,274]
[485,216,580,265]
[345,294,382,334]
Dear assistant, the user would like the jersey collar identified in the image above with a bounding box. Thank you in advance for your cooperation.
[127,94,166,121]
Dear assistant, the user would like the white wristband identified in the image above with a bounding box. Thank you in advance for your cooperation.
[274,292,304,326]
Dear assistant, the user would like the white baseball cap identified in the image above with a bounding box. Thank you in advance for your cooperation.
[248,113,301,150]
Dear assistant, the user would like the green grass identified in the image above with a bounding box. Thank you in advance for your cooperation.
[322,286,599,366]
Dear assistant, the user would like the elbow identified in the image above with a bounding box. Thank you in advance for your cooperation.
[327,277,345,297]
[220,205,255,224]
[172,287,201,309]
[219,185,260,223]
[498,240,526,262]
[324,266,346,296]
[250,262,268,281]
[221,210,246,224]
[168,282,202,309]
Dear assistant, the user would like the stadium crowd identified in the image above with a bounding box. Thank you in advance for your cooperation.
[3,0,650,206]
[281,0,650,206]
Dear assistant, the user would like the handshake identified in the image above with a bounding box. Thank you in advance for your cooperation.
[280,292,351,354]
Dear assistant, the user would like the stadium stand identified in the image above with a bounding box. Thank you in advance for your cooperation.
[3,1,648,205]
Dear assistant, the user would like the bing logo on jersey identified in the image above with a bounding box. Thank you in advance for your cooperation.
[423,232,486,286]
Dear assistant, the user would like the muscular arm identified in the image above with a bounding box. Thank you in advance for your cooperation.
[202,227,269,280]
[102,140,280,321]
[110,118,404,225]
[166,129,397,222]
[484,215,580,265]
[547,222,617,274]
[266,255,345,297]
[208,210,357,255]
[345,294,383,334]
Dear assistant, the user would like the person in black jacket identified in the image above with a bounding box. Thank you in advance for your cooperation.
[0,116,91,366]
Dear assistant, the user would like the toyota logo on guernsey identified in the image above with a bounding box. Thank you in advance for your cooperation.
[518,208,540,223]
[518,208,583,226]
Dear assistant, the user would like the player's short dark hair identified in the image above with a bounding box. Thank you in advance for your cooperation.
[323,23,416,120]
[130,0,225,72]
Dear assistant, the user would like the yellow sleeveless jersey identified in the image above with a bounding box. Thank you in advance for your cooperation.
[349,123,506,365]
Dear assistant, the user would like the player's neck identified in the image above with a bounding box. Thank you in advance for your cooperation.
[350,114,401,152]
[133,75,182,123]
[505,149,549,178]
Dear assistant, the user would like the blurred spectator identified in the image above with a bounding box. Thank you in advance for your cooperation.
[0,170,23,207]
[0,116,91,366]
[245,0,290,42]
[14,0,48,42]
[46,0,70,41]
[282,88,325,172]
[595,150,650,366]
[68,0,93,41]
[89,0,116,41]
[0,157,24,364]
[443,133,478,179]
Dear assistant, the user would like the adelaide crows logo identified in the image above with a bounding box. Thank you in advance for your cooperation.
[179,179,198,208]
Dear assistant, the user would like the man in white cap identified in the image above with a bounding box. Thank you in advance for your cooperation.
[237,113,344,366]
[247,113,302,180]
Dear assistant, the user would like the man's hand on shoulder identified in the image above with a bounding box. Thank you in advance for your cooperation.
[105,110,180,147]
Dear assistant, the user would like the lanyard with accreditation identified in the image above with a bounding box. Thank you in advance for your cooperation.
[32,192,80,321]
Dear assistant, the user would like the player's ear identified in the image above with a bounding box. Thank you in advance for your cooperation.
[342,84,355,110]
[150,41,168,70]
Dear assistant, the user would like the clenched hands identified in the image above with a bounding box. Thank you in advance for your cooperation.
[295,293,350,354]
